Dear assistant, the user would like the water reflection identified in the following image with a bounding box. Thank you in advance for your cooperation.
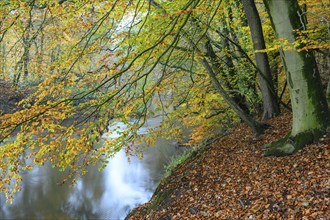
[1,118,183,220]
[100,150,152,219]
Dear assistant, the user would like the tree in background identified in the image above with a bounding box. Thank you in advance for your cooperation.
[241,0,280,120]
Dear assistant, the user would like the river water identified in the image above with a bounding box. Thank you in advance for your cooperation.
[0,117,184,220]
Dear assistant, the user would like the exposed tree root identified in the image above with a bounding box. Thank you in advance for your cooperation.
[264,129,324,156]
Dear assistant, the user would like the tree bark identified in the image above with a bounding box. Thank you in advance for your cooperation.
[0,42,5,77]
[204,40,251,114]
[327,79,330,105]
[263,0,330,156]
[242,0,280,120]
[201,57,265,135]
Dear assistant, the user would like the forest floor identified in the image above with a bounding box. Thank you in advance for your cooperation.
[127,111,330,219]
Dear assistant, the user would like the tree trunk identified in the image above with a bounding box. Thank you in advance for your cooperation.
[22,37,30,79]
[327,79,330,104]
[263,0,330,156]
[242,0,280,120]
[204,40,251,114]
[201,57,265,135]
[221,5,261,113]
[0,42,5,77]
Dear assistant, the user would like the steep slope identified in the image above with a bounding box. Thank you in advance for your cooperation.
[127,111,329,219]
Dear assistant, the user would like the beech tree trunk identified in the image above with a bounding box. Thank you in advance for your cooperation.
[327,79,330,104]
[204,40,251,114]
[201,57,265,135]
[263,0,330,156]
[242,0,280,120]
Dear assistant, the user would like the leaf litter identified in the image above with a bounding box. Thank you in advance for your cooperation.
[128,111,329,219]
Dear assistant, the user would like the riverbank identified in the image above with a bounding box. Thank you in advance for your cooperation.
[0,80,29,115]
[127,111,330,219]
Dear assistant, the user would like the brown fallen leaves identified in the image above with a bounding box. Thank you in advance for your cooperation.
[128,111,330,219]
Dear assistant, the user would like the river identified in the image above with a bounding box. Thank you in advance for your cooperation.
[0,117,185,220]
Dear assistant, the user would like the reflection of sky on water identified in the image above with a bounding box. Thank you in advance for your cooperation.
[100,150,152,219]
[1,118,184,220]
